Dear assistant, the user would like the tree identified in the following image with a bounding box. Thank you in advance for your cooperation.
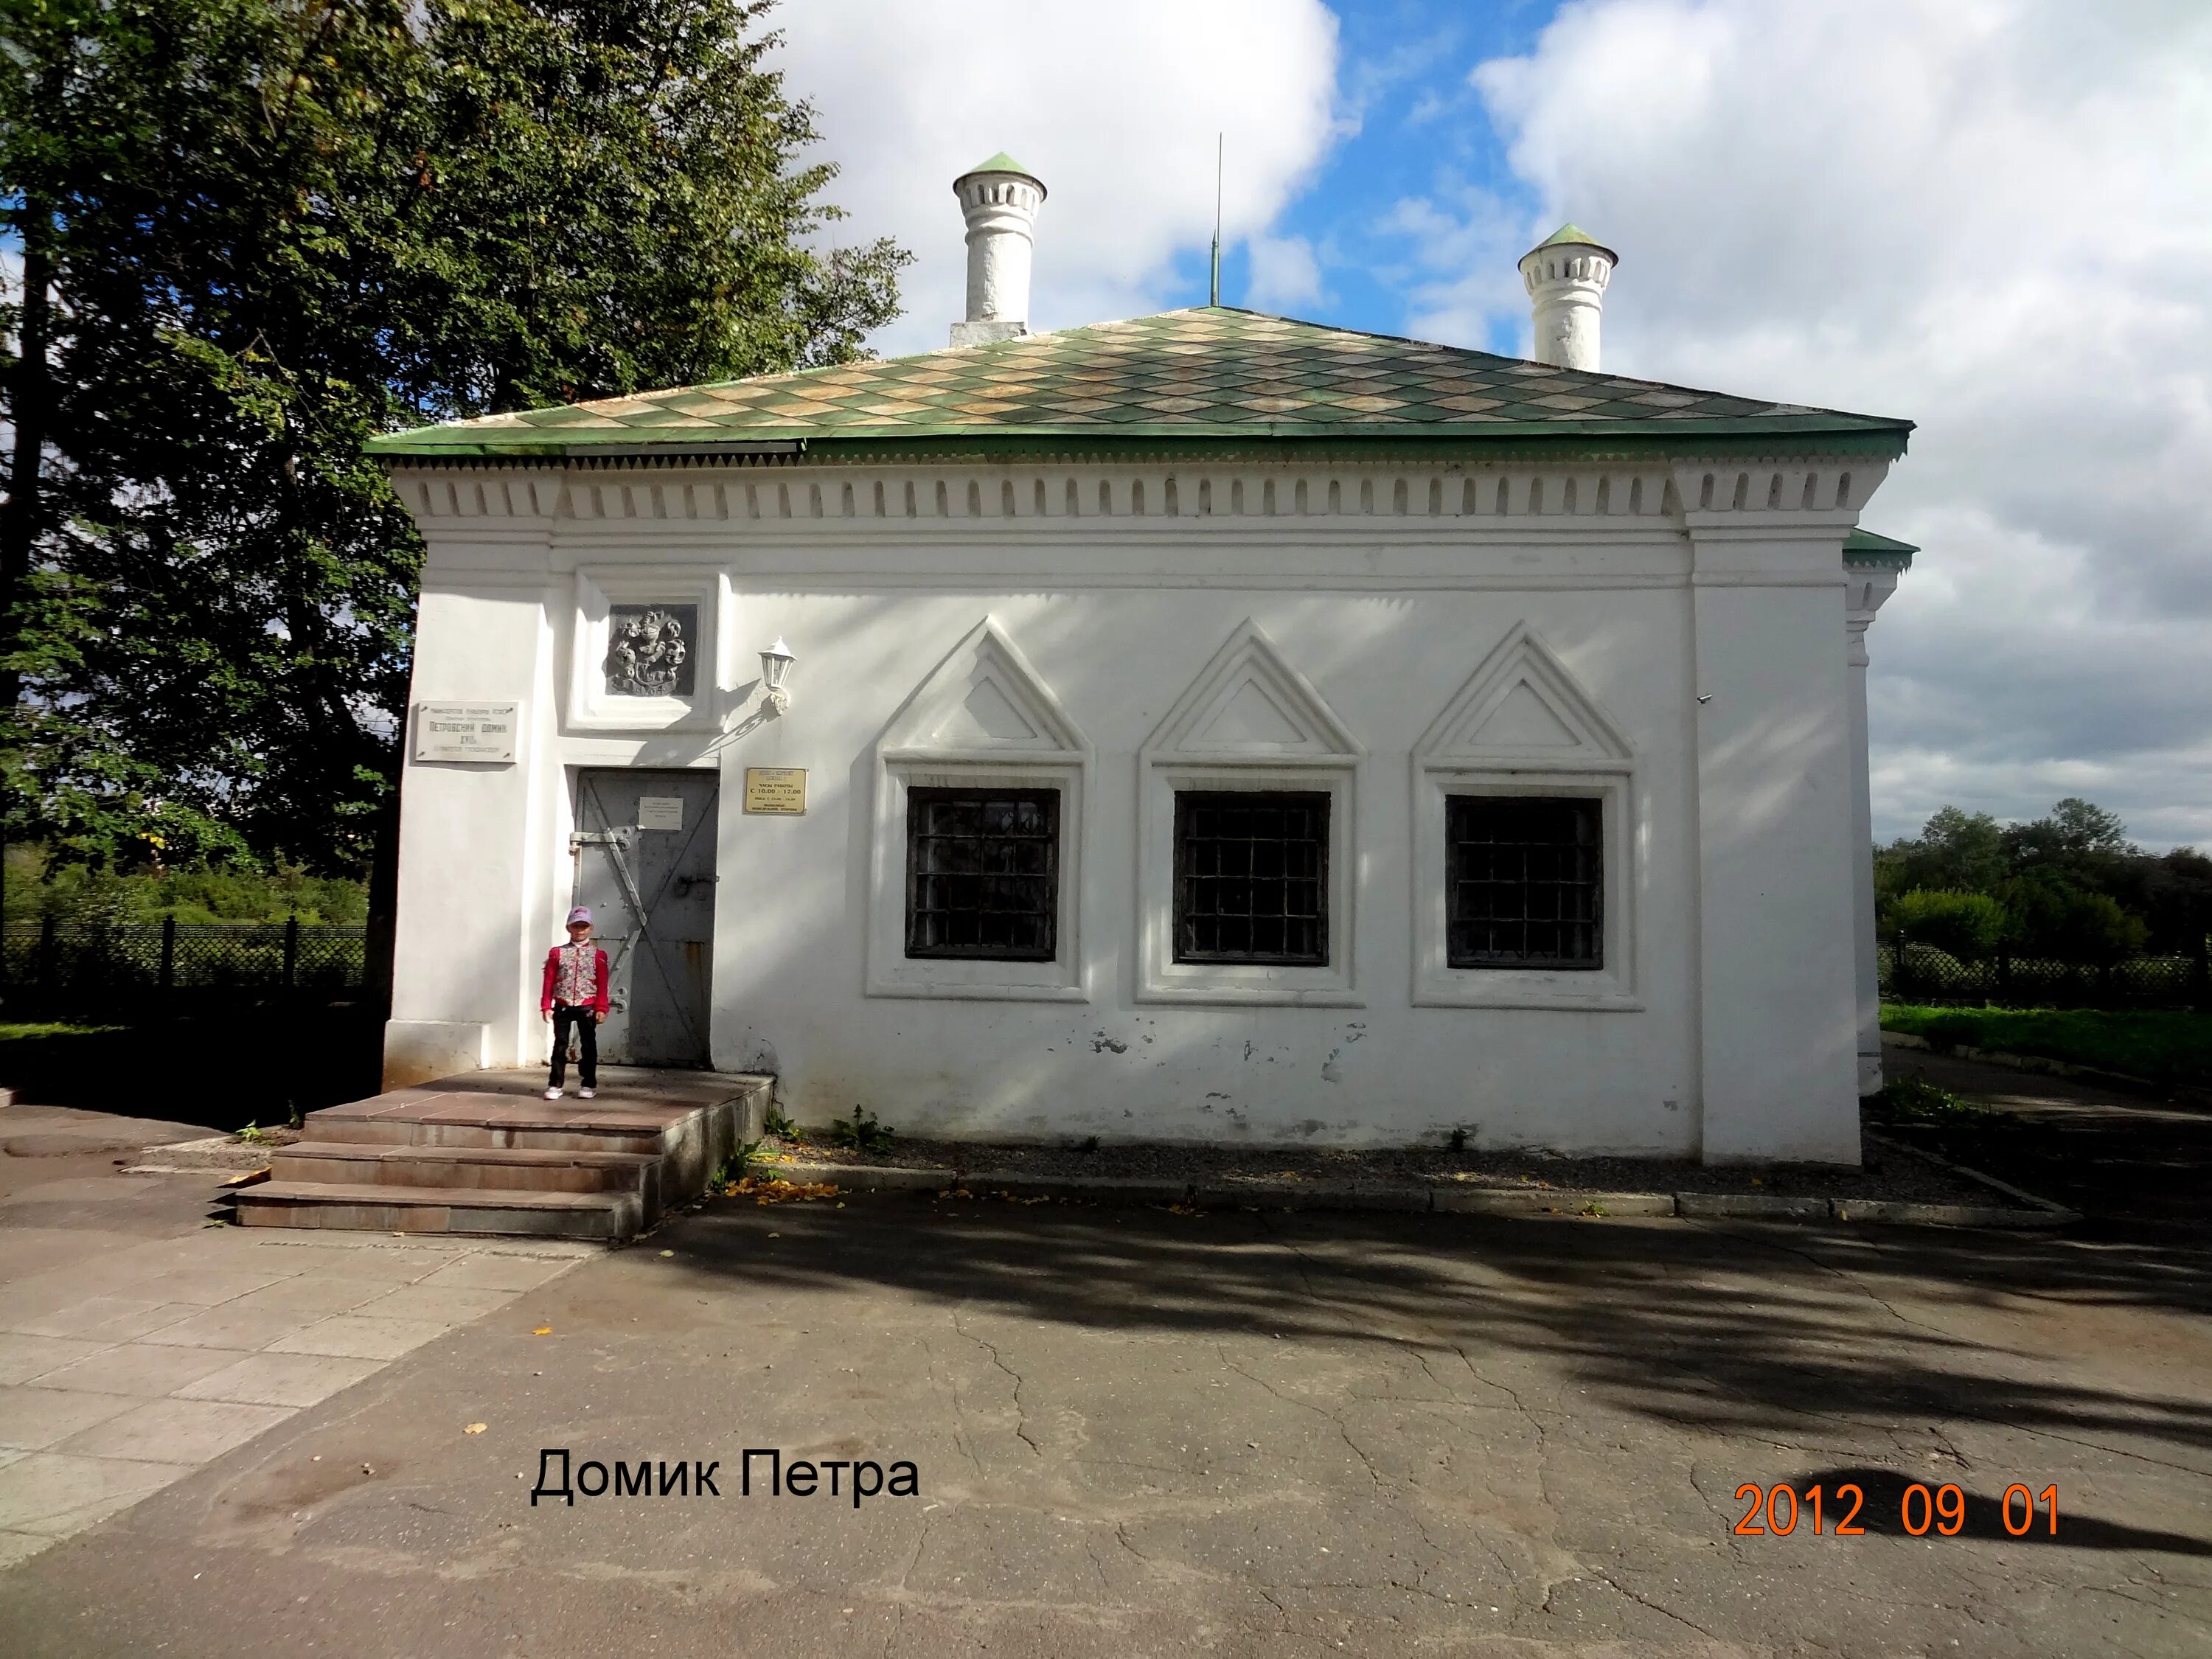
[1882,888,2009,960]
[0,0,905,875]
[2000,871,2149,965]
[1873,806,2008,902]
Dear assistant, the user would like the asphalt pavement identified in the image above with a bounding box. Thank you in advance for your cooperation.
[4,1167,2208,1657]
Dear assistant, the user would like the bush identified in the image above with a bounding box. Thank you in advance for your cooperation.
[2001,875,2149,964]
[1883,888,2008,959]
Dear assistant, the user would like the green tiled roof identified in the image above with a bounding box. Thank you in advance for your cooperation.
[1533,223,1607,251]
[366,306,1912,461]
[1843,526,1918,568]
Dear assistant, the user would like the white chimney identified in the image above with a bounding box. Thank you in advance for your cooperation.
[1517,225,1617,372]
[950,153,1046,347]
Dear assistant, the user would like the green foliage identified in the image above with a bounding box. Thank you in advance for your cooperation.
[2,846,366,922]
[1875,799,2201,967]
[762,1104,798,1141]
[1868,1075,1993,1124]
[1999,875,2149,964]
[0,0,906,874]
[1882,888,2009,959]
[714,1137,765,1186]
[1882,1005,2212,1089]
[1877,807,2011,897]
[234,1121,271,1145]
[827,1105,894,1155]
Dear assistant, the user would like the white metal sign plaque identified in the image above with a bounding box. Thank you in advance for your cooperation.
[414,703,519,763]
[637,796,685,832]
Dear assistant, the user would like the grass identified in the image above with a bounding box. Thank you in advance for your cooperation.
[1881,1004,2212,1089]
[0,1020,125,1041]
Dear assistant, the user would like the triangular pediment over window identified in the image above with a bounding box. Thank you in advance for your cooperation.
[879,618,1088,757]
[1416,623,1630,767]
[1143,620,1359,761]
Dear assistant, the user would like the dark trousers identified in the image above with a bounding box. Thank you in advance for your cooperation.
[548,1004,599,1089]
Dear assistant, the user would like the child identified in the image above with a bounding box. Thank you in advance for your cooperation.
[541,907,610,1099]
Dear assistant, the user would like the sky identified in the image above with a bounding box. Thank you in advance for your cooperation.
[769,0,2212,850]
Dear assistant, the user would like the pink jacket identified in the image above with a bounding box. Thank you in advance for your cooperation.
[540,945,610,1015]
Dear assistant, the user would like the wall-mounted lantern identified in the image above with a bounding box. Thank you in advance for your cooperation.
[759,637,795,712]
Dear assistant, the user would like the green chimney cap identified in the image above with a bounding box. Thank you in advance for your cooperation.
[1523,223,1617,264]
[956,152,1043,189]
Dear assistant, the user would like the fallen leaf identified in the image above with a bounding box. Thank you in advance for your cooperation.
[464,1422,487,1435]
[532,1326,552,1337]
[659,1249,675,1257]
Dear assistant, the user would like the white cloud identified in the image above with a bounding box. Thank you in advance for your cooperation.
[768,0,1341,355]
[1245,232,1324,311]
[1430,0,2212,846]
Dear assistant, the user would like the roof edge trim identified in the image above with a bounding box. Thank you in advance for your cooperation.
[375,428,1910,469]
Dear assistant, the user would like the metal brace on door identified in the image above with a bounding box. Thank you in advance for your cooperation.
[569,829,655,1010]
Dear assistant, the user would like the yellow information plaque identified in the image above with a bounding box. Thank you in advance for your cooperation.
[742,766,807,815]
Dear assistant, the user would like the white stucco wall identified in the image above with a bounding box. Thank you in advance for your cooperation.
[383,455,1888,1161]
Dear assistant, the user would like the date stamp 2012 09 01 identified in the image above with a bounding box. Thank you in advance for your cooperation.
[1733,1481,2059,1539]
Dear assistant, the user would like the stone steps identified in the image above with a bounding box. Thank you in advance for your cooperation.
[274,1141,661,1197]
[237,1180,641,1239]
[232,1068,771,1242]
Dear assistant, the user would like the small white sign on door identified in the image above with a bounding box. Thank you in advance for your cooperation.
[637,796,685,832]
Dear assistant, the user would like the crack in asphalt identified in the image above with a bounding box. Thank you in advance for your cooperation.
[918,1334,987,1480]
[1587,1565,1731,1646]
[951,1307,1041,1455]
[1703,1223,1965,1343]
[1217,1342,1385,1491]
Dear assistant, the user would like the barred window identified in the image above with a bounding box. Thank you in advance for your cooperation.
[1446,796,1601,969]
[1174,790,1329,965]
[905,788,1060,961]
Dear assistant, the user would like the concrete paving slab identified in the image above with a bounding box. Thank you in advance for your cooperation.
[0,1228,177,1290]
[173,1353,383,1409]
[251,1246,473,1284]
[21,1344,248,1397]
[0,1387,141,1450]
[131,1265,297,1307]
[53,1397,295,1463]
[4,1298,201,1345]
[132,1305,315,1352]
[217,1276,392,1319]
[265,1315,451,1361]
[0,1337,108,1389]
[413,1253,580,1293]
[0,1453,195,1537]
[0,1529,49,1569]
[347,1284,525,1325]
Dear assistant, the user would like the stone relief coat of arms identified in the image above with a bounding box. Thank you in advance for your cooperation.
[603,604,698,698]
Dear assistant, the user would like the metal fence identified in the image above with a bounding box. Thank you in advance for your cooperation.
[0,918,368,998]
[1879,936,2209,1009]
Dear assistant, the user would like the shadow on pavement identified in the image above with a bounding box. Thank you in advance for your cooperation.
[664,1189,2212,1557]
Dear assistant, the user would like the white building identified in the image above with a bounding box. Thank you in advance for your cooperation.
[369,157,1913,1164]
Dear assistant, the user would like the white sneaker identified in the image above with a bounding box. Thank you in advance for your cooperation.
[578,1088,597,1100]
[543,1087,563,1100]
